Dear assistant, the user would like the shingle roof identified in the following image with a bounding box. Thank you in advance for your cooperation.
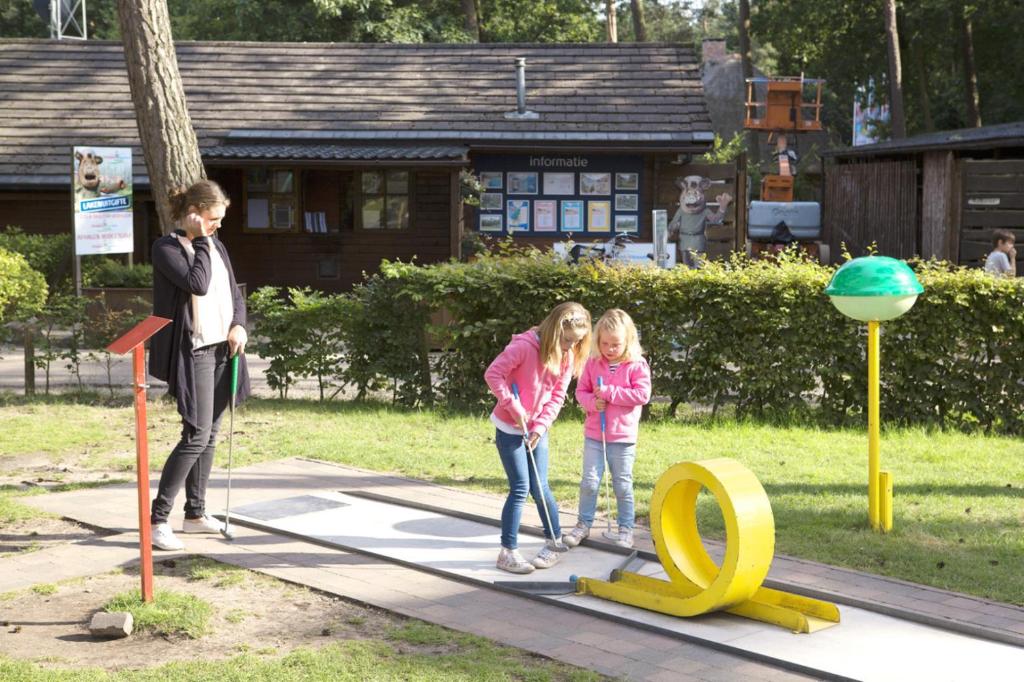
[0,39,712,187]
[203,144,469,162]
[826,121,1024,158]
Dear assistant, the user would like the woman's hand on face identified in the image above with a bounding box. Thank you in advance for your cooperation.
[227,325,247,357]
[184,212,208,239]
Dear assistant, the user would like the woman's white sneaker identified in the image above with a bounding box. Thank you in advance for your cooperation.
[496,548,535,574]
[563,522,590,548]
[152,523,185,551]
[181,515,224,534]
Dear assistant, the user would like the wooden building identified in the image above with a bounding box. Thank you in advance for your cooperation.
[0,39,741,290]
[824,121,1024,270]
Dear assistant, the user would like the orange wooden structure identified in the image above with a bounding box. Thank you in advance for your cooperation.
[745,76,824,204]
[107,315,172,603]
[744,76,823,132]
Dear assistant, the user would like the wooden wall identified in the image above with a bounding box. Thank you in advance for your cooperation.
[920,151,959,262]
[210,167,454,292]
[825,159,918,259]
[958,159,1024,269]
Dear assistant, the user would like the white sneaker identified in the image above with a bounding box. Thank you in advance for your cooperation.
[497,547,535,574]
[152,523,185,551]
[563,522,590,548]
[531,544,562,569]
[181,515,224,534]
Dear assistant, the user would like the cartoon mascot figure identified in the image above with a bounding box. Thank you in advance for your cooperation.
[668,175,732,268]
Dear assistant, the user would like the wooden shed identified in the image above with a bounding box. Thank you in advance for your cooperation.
[0,39,739,291]
[823,121,1024,271]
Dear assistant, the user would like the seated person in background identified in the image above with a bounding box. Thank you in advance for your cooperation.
[984,229,1016,277]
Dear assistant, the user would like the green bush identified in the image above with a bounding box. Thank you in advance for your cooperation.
[82,257,153,288]
[0,247,47,323]
[0,227,71,288]
[251,249,1024,434]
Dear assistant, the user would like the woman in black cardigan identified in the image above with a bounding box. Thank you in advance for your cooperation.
[148,179,250,551]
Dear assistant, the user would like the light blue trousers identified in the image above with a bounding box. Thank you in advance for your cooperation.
[577,437,636,529]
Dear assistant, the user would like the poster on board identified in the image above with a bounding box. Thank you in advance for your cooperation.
[72,146,133,255]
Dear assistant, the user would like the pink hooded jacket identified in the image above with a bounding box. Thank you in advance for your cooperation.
[484,330,574,435]
[575,356,652,443]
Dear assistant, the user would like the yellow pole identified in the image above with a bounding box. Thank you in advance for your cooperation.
[867,320,880,530]
[879,470,893,533]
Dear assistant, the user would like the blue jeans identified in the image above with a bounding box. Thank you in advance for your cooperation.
[577,437,636,529]
[495,429,562,549]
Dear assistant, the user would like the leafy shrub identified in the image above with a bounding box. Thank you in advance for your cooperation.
[82,257,153,288]
[0,227,71,288]
[0,247,47,323]
[252,248,1024,433]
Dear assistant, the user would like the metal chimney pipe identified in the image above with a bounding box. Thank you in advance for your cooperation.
[504,57,539,120]
[515,58,527,114]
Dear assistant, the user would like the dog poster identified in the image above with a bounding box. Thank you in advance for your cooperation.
[72,146,134,255]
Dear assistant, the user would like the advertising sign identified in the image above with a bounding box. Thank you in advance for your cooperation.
[72,146,133,255]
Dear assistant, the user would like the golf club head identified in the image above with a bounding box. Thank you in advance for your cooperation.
[220,525,235,541]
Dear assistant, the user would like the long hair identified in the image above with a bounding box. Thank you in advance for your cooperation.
[168,179,231,223]
[536,301,591,378]
[593,308,643,363]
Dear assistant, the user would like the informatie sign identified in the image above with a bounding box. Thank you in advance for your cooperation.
[72,146,133,255]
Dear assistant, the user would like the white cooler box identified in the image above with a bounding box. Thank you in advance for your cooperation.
[748,201,821,240]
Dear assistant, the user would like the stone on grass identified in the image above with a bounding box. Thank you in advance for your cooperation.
[89,611,133,639]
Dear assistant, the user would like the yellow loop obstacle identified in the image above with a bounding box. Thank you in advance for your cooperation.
[575,458,840,633]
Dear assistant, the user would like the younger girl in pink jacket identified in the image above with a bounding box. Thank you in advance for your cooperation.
[485,302,592,574]
[567,308,651,548]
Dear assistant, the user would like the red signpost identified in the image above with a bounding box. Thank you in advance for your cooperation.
[107,315,172,603]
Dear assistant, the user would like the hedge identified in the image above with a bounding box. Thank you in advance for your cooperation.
[249,249,1024,434]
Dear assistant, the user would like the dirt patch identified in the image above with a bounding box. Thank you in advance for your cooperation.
[0,517,98,555]
[0,556,406,672]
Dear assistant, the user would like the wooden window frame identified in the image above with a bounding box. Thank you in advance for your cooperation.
[242,165,301,234]
[355,168,414,232]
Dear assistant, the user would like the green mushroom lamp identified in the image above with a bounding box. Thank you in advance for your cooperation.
[825,256,924,533]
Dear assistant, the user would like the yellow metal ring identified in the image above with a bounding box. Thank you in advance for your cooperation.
[649,458,775,616]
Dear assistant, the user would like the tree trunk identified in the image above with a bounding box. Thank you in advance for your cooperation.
[606,0,618,43]
[910,43,934,132]
[883,0,907,138]
[738,0,759,165]
[630,0,647,42]
[959,2,982,127]
[116,0,205,234]
[461,0,480,41]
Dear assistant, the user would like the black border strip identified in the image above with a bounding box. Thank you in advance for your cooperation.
[219,496,858,682]
[341,488,1024,650]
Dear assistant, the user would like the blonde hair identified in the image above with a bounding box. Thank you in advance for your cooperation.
[168,179,231,222]
[537,302,592,378]
[593,308,643,363]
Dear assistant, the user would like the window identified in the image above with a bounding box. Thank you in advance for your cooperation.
[244,167,298,232]
[359,170,410,230]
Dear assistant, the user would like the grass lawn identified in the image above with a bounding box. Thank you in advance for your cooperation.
[2,394,1022,605]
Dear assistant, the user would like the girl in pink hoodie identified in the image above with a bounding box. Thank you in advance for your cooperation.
[484,302,592,574]
[566,309,651,549]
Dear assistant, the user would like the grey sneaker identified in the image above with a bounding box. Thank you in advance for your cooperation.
[563,522,590,548]
[152,523,185,551]
[531,545,562,569]
[181,515,224,534]
[496,548,535,574]
[615,527,634,548]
